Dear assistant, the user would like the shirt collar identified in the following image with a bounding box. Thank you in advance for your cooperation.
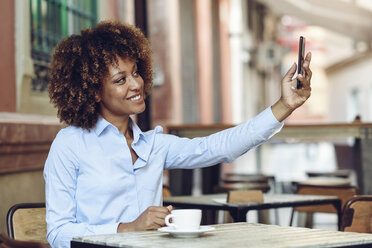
[94,116,146,143]
[131,119,146,144]
[94,116,111,136]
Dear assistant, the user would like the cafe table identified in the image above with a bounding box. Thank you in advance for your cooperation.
[71,222,372,248]
[163,193,342,226]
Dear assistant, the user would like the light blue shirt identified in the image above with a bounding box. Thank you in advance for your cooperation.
[44,107,283,248]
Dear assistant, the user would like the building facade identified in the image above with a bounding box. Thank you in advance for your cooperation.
[0,0,284,234]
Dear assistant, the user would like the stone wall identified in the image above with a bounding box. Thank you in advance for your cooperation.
[0,113,62,234]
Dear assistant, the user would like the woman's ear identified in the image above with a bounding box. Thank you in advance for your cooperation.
[95,93,101,103]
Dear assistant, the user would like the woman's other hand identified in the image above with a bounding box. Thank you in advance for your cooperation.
[272,52,312,122]
[117,205,173,232]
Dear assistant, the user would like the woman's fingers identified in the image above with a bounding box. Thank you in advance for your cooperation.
[303,52,312,82]
[296,74,310,90]
[292,76,311,100]
[148,206,172,213]
[153,215,167,227]
[296,52,312,90]
[146,206,172,229]
[283,63,297,82]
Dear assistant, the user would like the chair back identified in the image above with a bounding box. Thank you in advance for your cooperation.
[162,186,172,198]
[341,195,372,233]
[222,173,271,183]
[0,233,47,248]
[6,203,47,244]
[293,184,359,213]
[306,170,352,179]
[215,174,272,193]
[227,190,264,203]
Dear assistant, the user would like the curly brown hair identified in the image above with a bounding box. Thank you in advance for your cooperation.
[49,21,153,129]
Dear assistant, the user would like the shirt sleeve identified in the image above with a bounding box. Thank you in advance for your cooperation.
[163,107,283,169]
[44,130,119,248]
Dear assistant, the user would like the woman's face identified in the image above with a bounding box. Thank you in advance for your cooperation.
[96,57,146,120]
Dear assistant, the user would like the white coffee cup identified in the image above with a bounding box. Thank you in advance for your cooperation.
[165,209,202,231]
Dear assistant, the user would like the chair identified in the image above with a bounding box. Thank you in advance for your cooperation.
[0,233,47,248]
[215,173,272,193]
[299,176,351,187]
[222,173,273,183]
[215,174,274,224]
[162,185,172,198]
[6,203,47,244]
[289,183,359,229]
[227,190,264,203]
[306,169,353,179]
[341,195,372,233]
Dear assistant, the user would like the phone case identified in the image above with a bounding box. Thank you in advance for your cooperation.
[297,36,306,89]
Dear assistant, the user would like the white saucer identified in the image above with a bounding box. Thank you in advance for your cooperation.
[158,226,215,238]
[213,198,227,204]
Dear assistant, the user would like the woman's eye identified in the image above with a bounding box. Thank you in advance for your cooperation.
[133,71,139,77]
[115,77,126,84]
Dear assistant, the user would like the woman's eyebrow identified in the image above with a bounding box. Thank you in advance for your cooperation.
[110,62,137,79]
[111,71,126,79]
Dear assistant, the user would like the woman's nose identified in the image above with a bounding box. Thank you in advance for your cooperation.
[128,76,142,90]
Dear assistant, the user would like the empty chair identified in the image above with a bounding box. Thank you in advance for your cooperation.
[341,195,372,233]
[306,169,353,179]
[300,176,351,187]
[290,183,359,229]
[222,173,273,183]
[6,203,47,245]
[162,185,172,198]
[215,173,272,193]
[215,174,275,224]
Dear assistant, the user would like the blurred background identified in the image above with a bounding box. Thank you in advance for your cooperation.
[1,0,372,233]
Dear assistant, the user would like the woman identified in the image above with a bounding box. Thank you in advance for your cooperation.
[45,21,312,248]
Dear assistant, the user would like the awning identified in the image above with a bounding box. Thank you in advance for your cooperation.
[257,0,372,42]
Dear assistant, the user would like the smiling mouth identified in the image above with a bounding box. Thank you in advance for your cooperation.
[128,95,141,101]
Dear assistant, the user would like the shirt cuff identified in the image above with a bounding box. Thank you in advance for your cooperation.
[254,107,284,139]
[89,222,121,235]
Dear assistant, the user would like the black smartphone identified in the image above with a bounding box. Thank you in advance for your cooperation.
[297,36,306,89]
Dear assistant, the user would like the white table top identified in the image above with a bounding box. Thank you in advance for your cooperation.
[72,222,372,248]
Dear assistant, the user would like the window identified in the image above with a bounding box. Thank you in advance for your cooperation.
[348,88,361,122]
[30,0,97,92]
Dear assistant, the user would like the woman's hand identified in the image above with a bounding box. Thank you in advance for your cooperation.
[117,205,173,232]
[272,52,312,122]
